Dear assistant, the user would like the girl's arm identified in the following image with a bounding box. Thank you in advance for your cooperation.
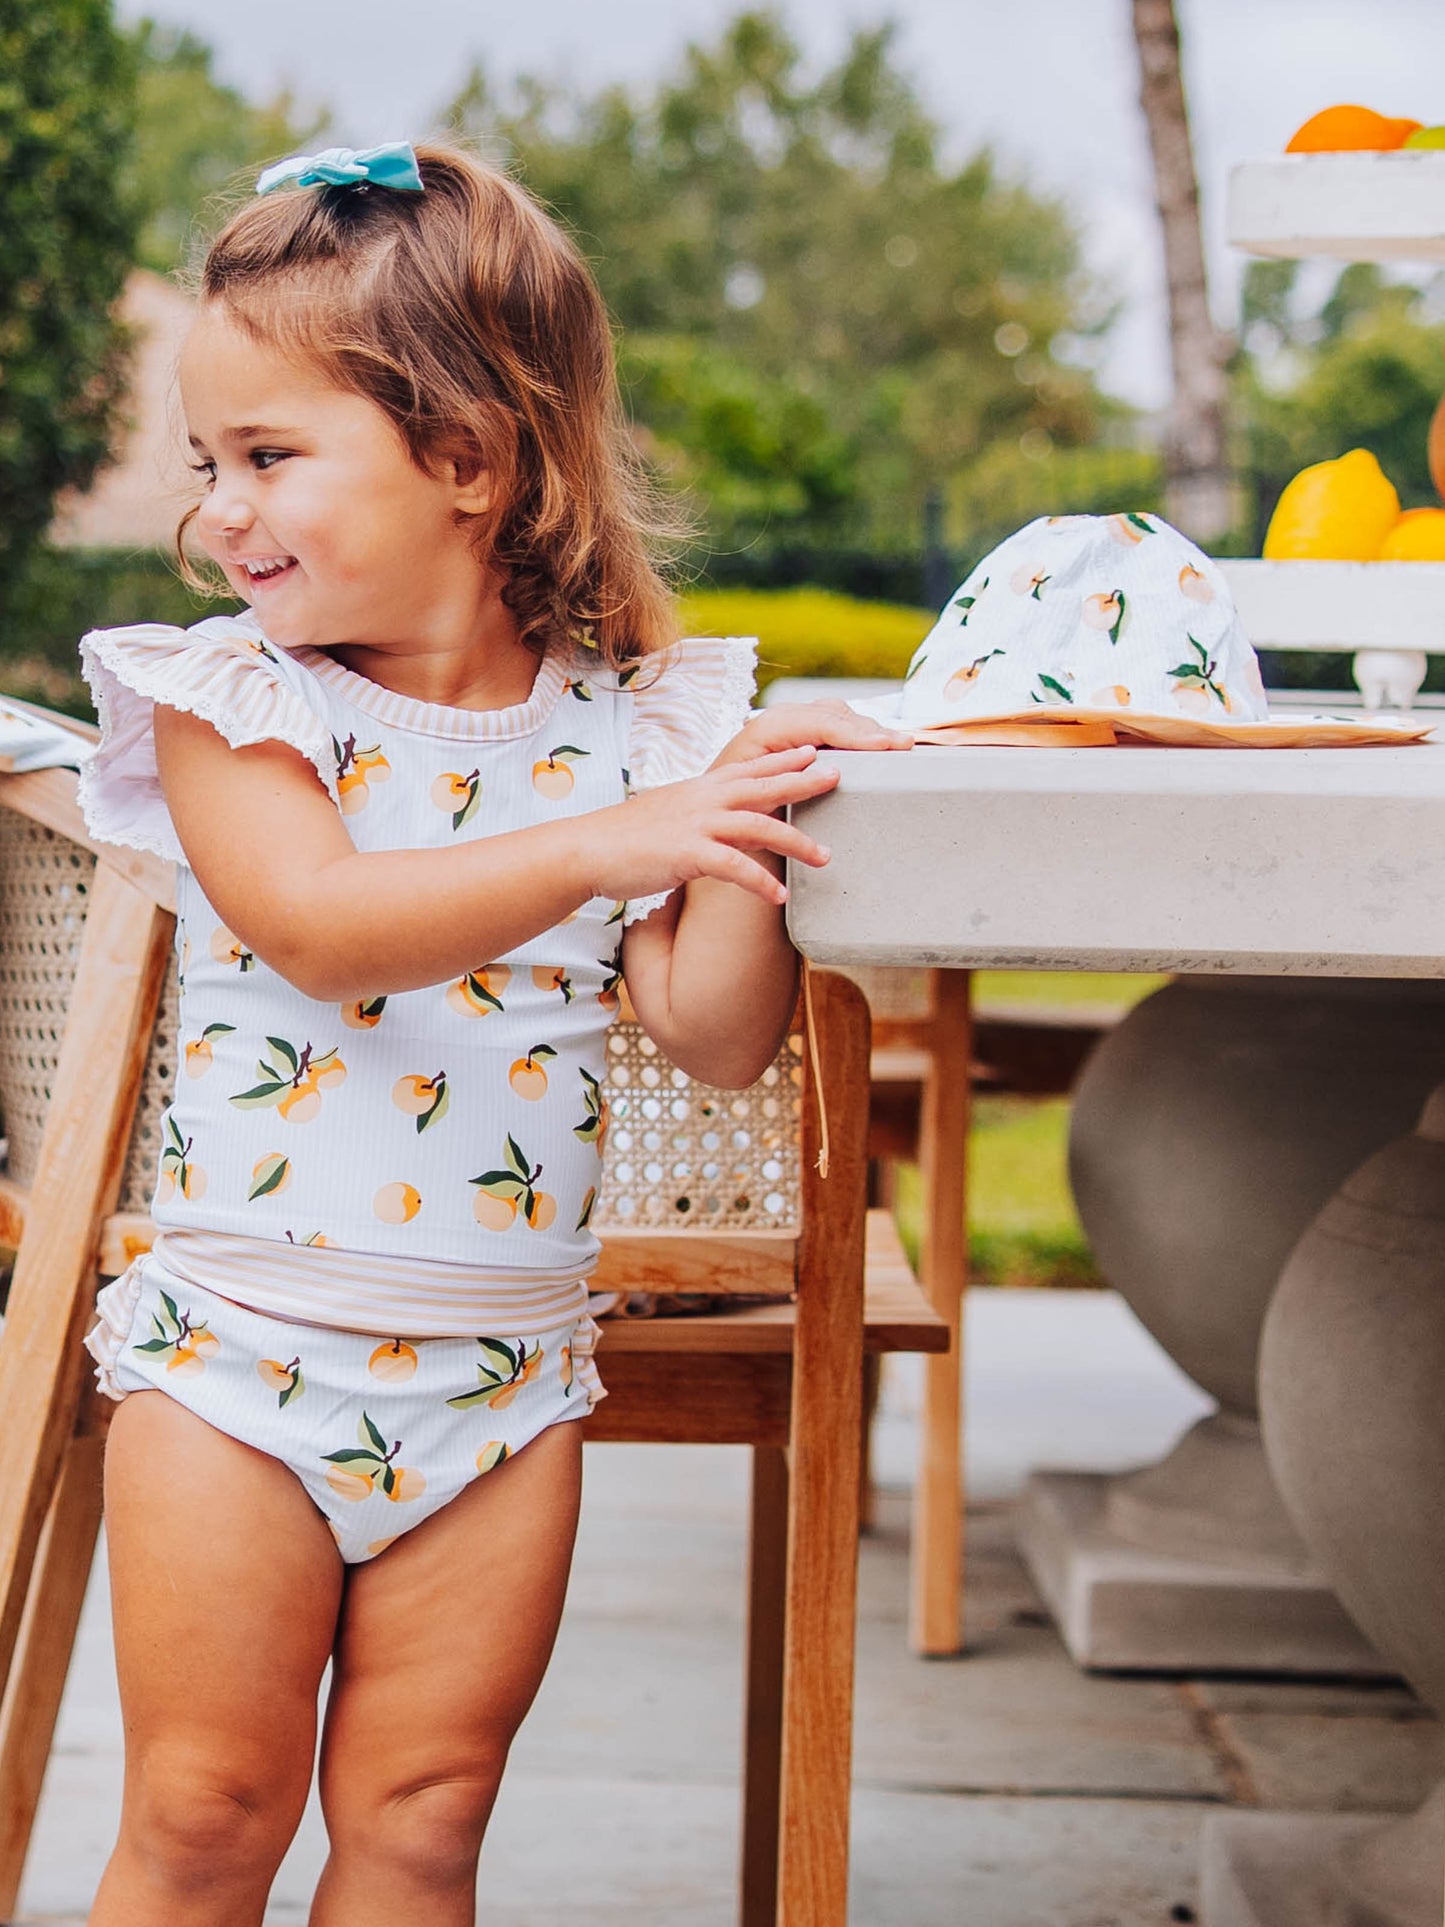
[153,703,839,1003]
[622,702,912,1087]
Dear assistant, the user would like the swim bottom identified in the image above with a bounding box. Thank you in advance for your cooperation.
[86,1253,605,1564]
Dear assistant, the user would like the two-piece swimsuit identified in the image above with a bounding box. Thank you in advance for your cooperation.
[77,610,755,1561]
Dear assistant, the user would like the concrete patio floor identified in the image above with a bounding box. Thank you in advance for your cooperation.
[16,1289,1441,1925]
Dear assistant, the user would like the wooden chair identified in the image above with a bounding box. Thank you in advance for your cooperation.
[0,757,945,1927]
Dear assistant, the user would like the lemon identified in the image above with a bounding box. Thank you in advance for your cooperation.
[1263,449,1401,560]
[1377,507,1445,560]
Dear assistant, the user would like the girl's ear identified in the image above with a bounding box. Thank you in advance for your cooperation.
[444,434,494,517]
[452,464,493,518]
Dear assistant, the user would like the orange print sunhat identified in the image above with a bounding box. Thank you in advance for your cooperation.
[851,513,1430,747]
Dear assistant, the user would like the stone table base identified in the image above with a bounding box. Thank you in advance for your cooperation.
[1016,1471,1391,1675]
[1200,1792,1445,1927]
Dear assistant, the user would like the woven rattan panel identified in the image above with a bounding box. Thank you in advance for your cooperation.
[117,984,803,1234]
[837,965,933,1020]
[593,1020,803,1235]
[117,955,180,1215]
[0,810,97,1189]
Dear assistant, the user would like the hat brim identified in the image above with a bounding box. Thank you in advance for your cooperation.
[910,707,1433,749]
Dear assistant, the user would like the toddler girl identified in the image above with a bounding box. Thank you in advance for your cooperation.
[75,141,906,1925]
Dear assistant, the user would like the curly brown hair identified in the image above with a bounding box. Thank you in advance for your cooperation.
[181,142,680,670]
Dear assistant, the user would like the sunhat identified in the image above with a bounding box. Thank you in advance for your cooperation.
[853,513,1429,747]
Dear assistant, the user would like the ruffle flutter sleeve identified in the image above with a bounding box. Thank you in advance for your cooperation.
[623,634,758,926]
[77,614,340,865]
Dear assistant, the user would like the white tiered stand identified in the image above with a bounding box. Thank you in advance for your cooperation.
[1222,151,1445,712]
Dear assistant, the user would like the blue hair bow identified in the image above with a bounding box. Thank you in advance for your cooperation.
[256,142,424,197]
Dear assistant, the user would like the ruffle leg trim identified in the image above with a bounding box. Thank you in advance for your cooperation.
[83,1259,147,1402]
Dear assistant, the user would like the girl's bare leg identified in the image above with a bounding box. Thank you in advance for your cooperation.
[310,1419,583,1926]
[92,1391,343,1927]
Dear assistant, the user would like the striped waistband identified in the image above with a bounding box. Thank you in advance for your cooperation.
[151,1229,593,1339]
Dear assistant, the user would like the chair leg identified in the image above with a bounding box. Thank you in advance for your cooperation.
[779,968,869,1925]
[859,1354,881,1533]
[910,969,971,1657]
[0,1429,105,1916]
[740,1445,788,1927]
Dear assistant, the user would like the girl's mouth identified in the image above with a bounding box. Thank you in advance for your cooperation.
[237,555,297,588]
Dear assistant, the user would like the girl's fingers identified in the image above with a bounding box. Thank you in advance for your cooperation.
[744,704,913,754]
[722,768,840,814]
[715,744,819,781]
[696,842,790,904]
[709,811,830,868]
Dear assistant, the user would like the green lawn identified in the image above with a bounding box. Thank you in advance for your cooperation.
[898,972,1165,1288]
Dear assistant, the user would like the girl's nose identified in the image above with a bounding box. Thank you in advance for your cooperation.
[195,479,256,542]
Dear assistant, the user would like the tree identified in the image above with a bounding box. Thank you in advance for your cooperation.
[443,14,1115,562]
[1130,0,1232,541]
[1235,268,1445,542]
[125,21,325,275]
[0,2,138,614]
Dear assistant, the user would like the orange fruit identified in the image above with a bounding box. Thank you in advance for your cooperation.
[1286,106,1422,153]
[386,1466,427,1503]
[509,1053,551,1101]
[1377,507,1445,560]
[341,997,386,1030]
[392,1074,439,1116]
[1263,449,1401,560]
[326,1466,375,1502]
[1178,564,1214,604]
[248,1152,292,1200]
[278,1079,322,1124]
[208,926,252,969]
[526,1191,557,1232]
[368,1339,418,1382]
[532,758,574,798]
[430,772,474,810]
[373,1181,421,1224]
[473,1190,518,1232]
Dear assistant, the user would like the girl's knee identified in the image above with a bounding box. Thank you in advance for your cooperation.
[328,1758,508,1887]
[126,1746,307,1892]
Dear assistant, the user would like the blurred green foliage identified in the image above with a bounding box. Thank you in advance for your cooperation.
[123,20,322,275]
[0,2,138,614]
[1235,260,1445,536]
[442,13,1120,566]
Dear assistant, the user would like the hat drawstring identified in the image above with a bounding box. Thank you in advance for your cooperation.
[802,958,830,1180]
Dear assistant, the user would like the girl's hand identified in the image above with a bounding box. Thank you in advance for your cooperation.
[579,745,839,908]
[711,699,913,769]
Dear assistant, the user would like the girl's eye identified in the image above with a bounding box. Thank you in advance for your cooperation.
[188,459,216,487]
[250,449,290,471]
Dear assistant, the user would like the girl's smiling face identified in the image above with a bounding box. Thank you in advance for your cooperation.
[179,305,495,660]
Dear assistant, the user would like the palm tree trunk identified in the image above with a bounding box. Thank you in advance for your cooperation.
[1131,0,1233,542]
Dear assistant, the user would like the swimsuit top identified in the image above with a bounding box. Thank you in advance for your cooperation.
[79,612,756,1297]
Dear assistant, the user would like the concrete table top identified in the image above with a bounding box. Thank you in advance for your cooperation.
[786,742,1445,975]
